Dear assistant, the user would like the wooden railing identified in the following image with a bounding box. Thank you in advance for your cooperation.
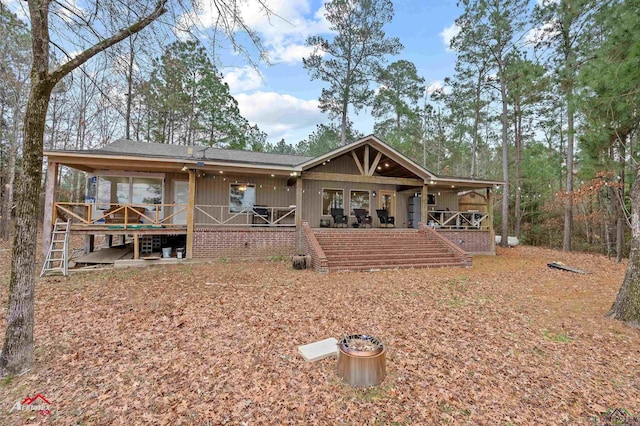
[54,202,187,228]
[427,210,489,230]
[195,205,296,227]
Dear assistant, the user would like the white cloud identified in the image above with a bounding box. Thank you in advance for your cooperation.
[223,66,264,94]
[267,43,316,65]
[427,80,451,96]
[426,81,443,95]
[525,20,560,45]
[234,91,323,141]
[183,0,332,65]
[439,23,460,52]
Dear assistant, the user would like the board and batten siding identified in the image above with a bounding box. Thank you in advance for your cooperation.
[433,191,458,212]
[302,179,406,228]
[194,174,296,225]
[308,154,361,174]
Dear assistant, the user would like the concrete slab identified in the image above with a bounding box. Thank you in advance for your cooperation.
[298,337,338,362]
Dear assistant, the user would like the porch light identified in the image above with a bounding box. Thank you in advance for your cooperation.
[270,174,275,177]
[372,191,377,197]
[377,166,382,170]
[219,170,223,174]
[181,165,188,172]
[451,185,455,188]
[429,180,435,184]
[385,163,389,167]
[290,172,298,176]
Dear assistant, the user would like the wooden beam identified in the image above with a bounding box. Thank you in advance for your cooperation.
[369,152,382,176]
[134,234,140,260]
[303,171,423,187]
[364,145,370,175]
[295,177,303,252]
[186,169,196,259]
[421,185,428,223]
[42,162,58,259]
[351,151,365,176]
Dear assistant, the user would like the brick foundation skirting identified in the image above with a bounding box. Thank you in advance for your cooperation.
[193,227,296,260]
[436,229,494,254]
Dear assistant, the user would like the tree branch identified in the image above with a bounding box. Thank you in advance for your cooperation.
[49,0,167,83]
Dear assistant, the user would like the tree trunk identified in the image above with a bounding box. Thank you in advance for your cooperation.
[608,167,640,325]
[125,36,136,140]
[0,0,167,378]
[340,101,349,146]
[499,64,509,247]
[0,102,19,240]
[0,76,54,376]
[471,72,482,179]
[514,103,522,240]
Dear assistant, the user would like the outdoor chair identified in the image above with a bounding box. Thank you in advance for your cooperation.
[104,205,145,224]
[331,208,349,228]
[376,209,395,228]
[353,209,372,228]
[252,206,270,225]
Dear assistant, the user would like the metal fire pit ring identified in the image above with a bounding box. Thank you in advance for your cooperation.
[339,334,384,357]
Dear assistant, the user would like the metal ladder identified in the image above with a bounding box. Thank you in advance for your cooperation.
[40,220,70,277]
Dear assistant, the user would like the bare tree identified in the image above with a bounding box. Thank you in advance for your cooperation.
[0,0,168,377]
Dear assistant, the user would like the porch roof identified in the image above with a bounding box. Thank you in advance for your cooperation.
[44,136,503,189]
[45,139,312,175]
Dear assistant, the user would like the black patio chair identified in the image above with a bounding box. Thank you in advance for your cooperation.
[252,206,270,225]
[330,208,348,228]
[353,209,372,228]
[376,209,395,228]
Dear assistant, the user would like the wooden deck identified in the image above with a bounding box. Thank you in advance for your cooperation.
[70,224,188,235]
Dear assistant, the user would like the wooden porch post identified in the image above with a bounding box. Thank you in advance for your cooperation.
[295,176,303,252]
[421,184,428,223]
[186,169,196,259]
[487,187,495,253]
[42,161,58,259]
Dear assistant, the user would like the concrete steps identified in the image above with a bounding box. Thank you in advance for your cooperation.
[313,229,471,272]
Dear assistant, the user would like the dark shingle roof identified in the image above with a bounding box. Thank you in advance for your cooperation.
[90,139,312,167]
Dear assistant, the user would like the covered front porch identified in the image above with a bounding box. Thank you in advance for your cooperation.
[43,136,502,270]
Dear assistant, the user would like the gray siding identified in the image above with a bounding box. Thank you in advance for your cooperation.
[194,173,296,225]
[307,154,360,174]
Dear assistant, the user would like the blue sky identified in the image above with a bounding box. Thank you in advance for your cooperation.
[215,0,464,145]
[6,0,469,145]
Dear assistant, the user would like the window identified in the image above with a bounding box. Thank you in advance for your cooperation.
[322,189,344,215]
[95,175,163,210]
[349,190,370,215]
[427,194,436,205]
[230,183,255,213]
[132,177,163,208]
[97,176,130,208]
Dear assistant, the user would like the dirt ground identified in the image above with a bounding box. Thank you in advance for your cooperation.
[0,243,638,425]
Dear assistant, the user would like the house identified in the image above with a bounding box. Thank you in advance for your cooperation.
[43,135,502,272]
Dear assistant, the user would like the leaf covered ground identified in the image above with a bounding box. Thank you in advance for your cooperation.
[0,244,638,425]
